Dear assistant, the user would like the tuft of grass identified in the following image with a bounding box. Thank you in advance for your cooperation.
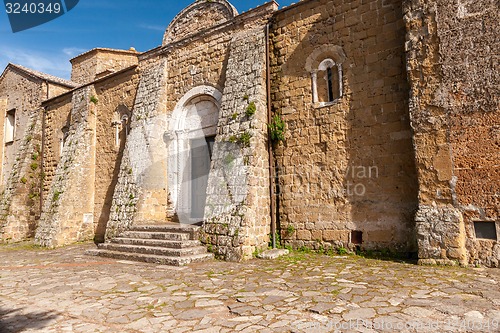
[245,102,256,117]
[239,131,251,147]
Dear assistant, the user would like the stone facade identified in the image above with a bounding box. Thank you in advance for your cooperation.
[0,0,498,266]
[0,65,74,242]
[404,0,499,267]
[271,0,418,252]
[70,48,139,85]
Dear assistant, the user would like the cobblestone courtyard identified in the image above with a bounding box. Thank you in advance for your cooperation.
[0,243,499,333]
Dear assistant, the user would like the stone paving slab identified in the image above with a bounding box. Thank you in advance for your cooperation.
[0,243,499,332]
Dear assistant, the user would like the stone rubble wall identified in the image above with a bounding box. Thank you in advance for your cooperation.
[404,0,499,267]
[271,0,419,252]
[0,71,45,189]
[0,70,52,242]
[203,27,271,261]
[106,57,169,238]
[0,109,43,242]
[35,87,97,247]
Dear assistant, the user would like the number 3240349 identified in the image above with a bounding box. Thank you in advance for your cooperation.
[5,2,62,14]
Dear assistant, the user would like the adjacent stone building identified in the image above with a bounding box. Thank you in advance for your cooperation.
[0,0,498,266]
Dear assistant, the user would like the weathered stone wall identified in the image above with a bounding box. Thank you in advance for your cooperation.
[270,0,419,252]
[93,69,139,242]
[0,70,49,242]
[42,95,72,201]
[0,70,43,188]
[70,49,139,85]
[163,0,238,45]
[36,87,97,247]
[204,27,272,261]
[106,56,169,238]
[0,110,43,242]
[404,0,499,266]
[108,2,276,262]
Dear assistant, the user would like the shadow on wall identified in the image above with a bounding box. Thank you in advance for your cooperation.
[0,306,60,333]
[275,0,419,252]
[94,105,132,243]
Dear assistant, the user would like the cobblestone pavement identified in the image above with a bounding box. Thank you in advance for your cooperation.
[0,243,499,333]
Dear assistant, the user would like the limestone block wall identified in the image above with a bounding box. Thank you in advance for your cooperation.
[70,49,139,85]
[92,69,139,242]
[90,68,138,241]
[0,70,49,242]
[270,0,419,252]
[404,0,499,266]
[36,87,97,247]
[204,27,271,261]
[42,96,72,201]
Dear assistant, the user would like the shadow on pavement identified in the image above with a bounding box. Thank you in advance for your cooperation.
[0,306,60,333]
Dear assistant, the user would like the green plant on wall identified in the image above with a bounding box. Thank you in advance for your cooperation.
[268,114,285,142]
[90,96,98,104]
[52,190,61,202]
[239,131,252,147]
[245,101,256,117]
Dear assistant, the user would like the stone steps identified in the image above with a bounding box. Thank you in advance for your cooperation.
[111,237,201,249]
[86,223,213,266]
[87,249,213,266]
[120,231,190,241]
[99,243,208,257]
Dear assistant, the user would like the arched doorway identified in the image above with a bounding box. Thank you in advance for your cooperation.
[169,86,221,224]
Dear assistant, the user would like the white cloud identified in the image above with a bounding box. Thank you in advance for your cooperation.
[138,24,165,32]
[62,47,87,58]
[0,46,74,80]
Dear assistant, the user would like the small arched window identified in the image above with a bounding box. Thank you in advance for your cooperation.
[312,59,343,105]
[305,45,346,108]
[112,105,131,149]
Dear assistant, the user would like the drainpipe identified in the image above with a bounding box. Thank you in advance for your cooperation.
[40,81,49,212]
[266,22,277,249]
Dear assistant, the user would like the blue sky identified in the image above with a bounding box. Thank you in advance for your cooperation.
[0,0,294,80]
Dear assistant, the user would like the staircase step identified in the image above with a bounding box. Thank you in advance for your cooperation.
[120,231,190,241]
[98,243,208,257]
[111,237,201,249]
[129,224,201,238]
[86,249,213,266]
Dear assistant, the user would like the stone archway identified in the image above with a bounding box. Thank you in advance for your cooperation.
[169,86,221,224]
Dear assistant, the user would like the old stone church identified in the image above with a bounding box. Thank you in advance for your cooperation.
[0,0,498,266]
